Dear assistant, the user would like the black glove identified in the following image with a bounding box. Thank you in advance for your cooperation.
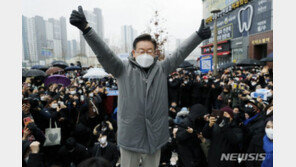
[70,6,88,32]
[197,19,211,40]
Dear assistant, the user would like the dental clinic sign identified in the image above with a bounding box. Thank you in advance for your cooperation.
[203,0,272,45]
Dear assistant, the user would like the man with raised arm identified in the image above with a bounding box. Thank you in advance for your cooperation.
[70,6,211,167]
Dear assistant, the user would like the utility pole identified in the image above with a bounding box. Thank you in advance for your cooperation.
[211,9,221,76]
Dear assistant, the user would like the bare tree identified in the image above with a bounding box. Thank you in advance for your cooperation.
[144,10,168,60]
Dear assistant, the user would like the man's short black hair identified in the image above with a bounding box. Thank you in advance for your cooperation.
[133,34,157,50]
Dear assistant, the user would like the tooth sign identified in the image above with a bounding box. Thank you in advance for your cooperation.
[238,4,253,33]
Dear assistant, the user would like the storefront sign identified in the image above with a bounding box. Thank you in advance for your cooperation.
[203,0,272,45]
[201,40,231,55]
[238,4,253,33]
[251,37,270,45]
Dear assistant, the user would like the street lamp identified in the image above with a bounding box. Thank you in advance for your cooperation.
[211,9,221,76]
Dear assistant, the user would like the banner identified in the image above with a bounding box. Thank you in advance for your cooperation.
[200,55,213,73]
[106,88,119,96]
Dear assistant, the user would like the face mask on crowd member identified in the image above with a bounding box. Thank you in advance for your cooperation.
[219,107,234,127]
[80,95,85,102]
[40,95,47,101]
[251,81,257,86]
[98,134,107,146]
[266,106,273,116]
[265,119,273,140]
[196,76,201,82]
[70,90,76,95]
[50,101,58,109]
[132,34,157,68]
[233,107,239,114]
[244,102,258,119]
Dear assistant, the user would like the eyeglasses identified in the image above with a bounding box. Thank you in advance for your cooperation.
[136,49,154,55]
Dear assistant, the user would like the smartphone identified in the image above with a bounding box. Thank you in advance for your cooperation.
[23,117,33,126]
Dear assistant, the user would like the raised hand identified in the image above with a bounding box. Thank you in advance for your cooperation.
[197,19,211,40]
[30,141,40,154]
[70,6,88,31]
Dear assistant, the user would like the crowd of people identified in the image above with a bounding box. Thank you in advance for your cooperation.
[22,62,273,167]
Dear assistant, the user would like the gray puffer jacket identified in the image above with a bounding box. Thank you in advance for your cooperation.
[83,28,203,154]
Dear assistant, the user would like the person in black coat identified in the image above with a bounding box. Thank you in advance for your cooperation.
[168,74,181,104]
[91,131,120,167]
[202,106,243,167]
[22,141,45,167]
[191,75,203,105]
[79,95,104,131]
[160,117,176,167]
[175,104,208,167]
[179,75,193,108]
[242,99,268,167]
[168,101,181,119]
[56,137,91,167]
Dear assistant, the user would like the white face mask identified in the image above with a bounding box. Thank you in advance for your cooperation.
[51,103,58,109]
[169,78,173,82]
[40,96,46,101]
[24,156,29,163]
[135,54,154,68]
[99,136,107,144]
[266,109,273,115]
[80,95,84,101]
[89,93,94,97]
[265,128,273,140]
[70,91,76,95]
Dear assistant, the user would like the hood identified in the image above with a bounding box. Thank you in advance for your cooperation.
[176,110,189,117]
[188,104,207,121]
[74,123,90,136]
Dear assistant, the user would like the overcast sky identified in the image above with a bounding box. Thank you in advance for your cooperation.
[23,0,204,51]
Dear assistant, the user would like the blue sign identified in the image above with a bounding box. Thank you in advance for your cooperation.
[200,55,213,73]
[106,88,119,96]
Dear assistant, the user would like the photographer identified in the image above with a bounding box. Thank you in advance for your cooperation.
[175,104,208,167]
[202,107,243,167]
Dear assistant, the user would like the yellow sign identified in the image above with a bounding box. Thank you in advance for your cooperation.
[203,0,236,19]
[251,38,270,45]
[205,0,250,24]
[201,55,212,59]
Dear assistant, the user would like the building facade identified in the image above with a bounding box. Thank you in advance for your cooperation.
[34,16,47,63]
[121,25,137,53]
[60,17,68,60]
[79,8,104,58]
[201,0,273,66]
